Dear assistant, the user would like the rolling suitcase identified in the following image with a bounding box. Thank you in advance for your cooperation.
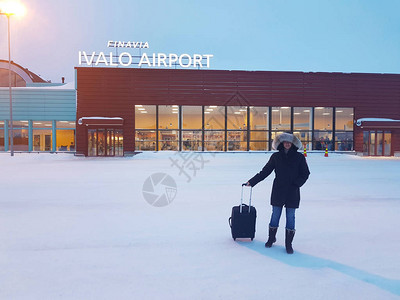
[229,184,256,241]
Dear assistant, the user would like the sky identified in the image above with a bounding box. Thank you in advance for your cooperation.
[1,0,400,83]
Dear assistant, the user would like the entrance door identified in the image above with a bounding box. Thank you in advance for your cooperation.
[363,131,391,156]
[87,128,123,156]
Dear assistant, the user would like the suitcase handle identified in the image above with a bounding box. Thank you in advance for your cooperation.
[228,217,232,228]
[240,185,252,213]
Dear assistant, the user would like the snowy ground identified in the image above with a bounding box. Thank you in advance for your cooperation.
[0,151,399,300]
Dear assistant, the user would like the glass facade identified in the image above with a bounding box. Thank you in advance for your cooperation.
[272,107,291,131]
[250,107,268,151]
[227,106,247,151]
[0,119,76,152]
[88,128,123,156]
[135,105,157,151]
[56,121,76,151]
[204,106,224,151]
[33,121,53,151]
[159,106,179,150]
[134,105,355,152]
[293,107,312,150]
[363,130,391,156]
[314,107,334,150]
[12,121,29,151]
[182,106,202,151]
[335,108,354,151]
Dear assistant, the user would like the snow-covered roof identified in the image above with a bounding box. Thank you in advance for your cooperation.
[0,81,75,90]
[356,118,400,126]
[78,117,124,125]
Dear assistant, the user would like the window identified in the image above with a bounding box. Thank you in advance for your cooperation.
[313,131,333,151]
[159,130,178,151]
[271,107,290,131]
[293,107,312,130]
[204,106,224,130]
[158,106,179,150]
[204,106,225,151]
[249,107,268,150]
[250,131,268,151]
[135,105,156,129]
[182,130,202,151]
[314,107,333,130]
[204,130,224,151]
[227,106,247,130]
[11,121,29,151]
[159,105,179,129]
[135,105,156,150]
[294,107,312,150]
[33,121,53,151]
[335,132,353,151]
[56,121,76,151]
[250,107,268,130]
[335,108,354,131]
[182,106,202,129]
[293,131,312,150]
[0,68,26,87]
[227,131,247,151]
[135,130,156,151]
[335,108,354,151]
[227,106,247,151]
[182,106,202,151]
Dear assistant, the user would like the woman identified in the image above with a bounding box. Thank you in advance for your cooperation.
[246,132,310,254]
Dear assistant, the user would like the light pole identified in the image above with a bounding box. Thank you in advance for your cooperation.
[0,1,26,156]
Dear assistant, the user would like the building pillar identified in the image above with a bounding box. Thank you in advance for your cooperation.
[28,120,33,152]
[52,120,57,152]
[4,120,9,151]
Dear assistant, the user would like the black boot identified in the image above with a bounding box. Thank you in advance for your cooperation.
[285,228,295,254]
[265,226,278,248]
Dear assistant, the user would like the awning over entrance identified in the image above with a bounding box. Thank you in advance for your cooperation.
[356,118,400,129]
[78,117,124,126]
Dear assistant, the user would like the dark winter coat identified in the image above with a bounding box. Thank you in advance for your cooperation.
[248,144,310,208]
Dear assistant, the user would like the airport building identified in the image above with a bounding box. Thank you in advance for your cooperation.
[1,60,399,157]
[0,60,76,152]
[75,67,400,157]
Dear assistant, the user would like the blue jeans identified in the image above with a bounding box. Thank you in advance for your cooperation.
[269,206,296,230]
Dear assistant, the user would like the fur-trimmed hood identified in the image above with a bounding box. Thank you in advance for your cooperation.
[272,133,302,150]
